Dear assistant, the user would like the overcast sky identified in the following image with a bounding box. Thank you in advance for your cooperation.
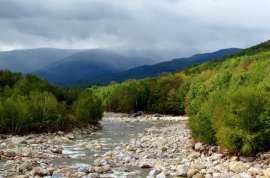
[0,0,269,59]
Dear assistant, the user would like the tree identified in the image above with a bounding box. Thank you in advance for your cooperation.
[72,90,103,125]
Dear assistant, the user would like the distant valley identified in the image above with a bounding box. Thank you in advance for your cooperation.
[0,47,241,86]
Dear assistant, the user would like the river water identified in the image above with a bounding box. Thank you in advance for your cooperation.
[52,119,177,177]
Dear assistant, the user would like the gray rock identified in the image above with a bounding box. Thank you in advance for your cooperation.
[9,136,26,145]
[5,150,15,157]
[57,131,65,135]
[148,169,159,177]
[34,167,50,176]
[93,158,107,166]
[51,172,66,178]
[194,142,203,151]
[87,173,100,178]
[26,139,36,144]
[51,147,63,154]
[79,166,89,173]
[0,142,6,149]
[18,161,32,171]
[88,166,95,173]
[156,172,166,178]
[21,147,32,157]
[6,143,15,149]
[102,165,111,172]
[176,164,189,176]
[132,111,144,117]
[66,133,75,140]
[123,155,132,163]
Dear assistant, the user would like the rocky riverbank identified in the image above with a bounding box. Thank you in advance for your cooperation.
[1,113,270,178]
[98,114,270,178]
[0,125,102,178]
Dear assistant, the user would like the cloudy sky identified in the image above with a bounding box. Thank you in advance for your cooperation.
[0,0,269,59]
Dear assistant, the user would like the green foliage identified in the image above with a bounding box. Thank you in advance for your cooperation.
[0,70,103,134]
[72,90,103,125]
[0,70,22,91]
[186,51,270,154]
[92,40,270,154]
[93,73,185,115]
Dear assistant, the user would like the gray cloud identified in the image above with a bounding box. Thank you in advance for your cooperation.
[0,0,269,59]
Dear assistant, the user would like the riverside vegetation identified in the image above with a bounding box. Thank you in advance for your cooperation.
[92,40,270,155]
[0,70,103,134]
[0,40,270,177]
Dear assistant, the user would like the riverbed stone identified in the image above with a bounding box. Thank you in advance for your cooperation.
[156,172,166,178]
[51,147,63,154]
[66,133,75,140]
[18,161,32,171]
[139,162,153,168]
[5,150,16,157]
[191,163,206,170]
[94,166,104,173]
[188,152,201,159]
[88,166,95,173]
[193,173,205,178]
[87,173,100,178]
[79,166,89,173]
[148,169,160,177]
[229,162,246,173]
[195,143,203,151]
[33,167,50,176]
[263,168,270,177]
[26,138,36,144]
[102,165,111,172]
[123,155,132,163]
[176,164,188,176]
[9,136,26,145]
[247,167,261,176]
[6,143,16,149]
[187,169,198,177]
[51,172,66,178]
[21,147,32,157]
[2,113,270,178]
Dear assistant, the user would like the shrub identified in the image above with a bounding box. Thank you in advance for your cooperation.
[72,90,103,125]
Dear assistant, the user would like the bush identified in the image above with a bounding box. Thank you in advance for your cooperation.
[189,87,270,154]
[72,90,103,125]
[215,87,270,154]
[0,95,29,133]
[27,91,68,132]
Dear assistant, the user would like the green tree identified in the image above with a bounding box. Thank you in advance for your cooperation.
[72,90,103,125]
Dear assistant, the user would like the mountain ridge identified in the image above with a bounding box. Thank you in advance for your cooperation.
[69,48,242,86]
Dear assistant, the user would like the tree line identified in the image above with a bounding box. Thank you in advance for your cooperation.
[92,41,270,155]
[0,70,103,134]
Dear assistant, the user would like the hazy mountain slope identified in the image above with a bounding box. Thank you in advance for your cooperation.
[36,49,154,86]
[0,48,80,73]
[78,48,241,85]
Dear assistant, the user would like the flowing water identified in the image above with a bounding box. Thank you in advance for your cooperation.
[52,119,176,177]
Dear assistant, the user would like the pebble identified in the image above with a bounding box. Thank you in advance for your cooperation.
[1,113,270,178]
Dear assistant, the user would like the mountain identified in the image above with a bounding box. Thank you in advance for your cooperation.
[36,49,155,86]
[0,48,80,73]
[74,48,242,86]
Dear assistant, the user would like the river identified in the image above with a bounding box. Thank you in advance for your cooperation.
[52,118,178,177]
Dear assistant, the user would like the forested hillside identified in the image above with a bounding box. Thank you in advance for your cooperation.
[75,48,241,86]
[0,70,103,134]
[92,40,270,154]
